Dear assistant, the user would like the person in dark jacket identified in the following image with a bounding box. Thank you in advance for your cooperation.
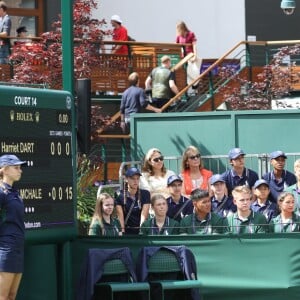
[120,72,161,133]
[221,148,258,198]
[210,174,236,217]
[166,174,193,222]
[115,167,150,234]
[0,154,27,300]
[262,150,296,203]
[251,179,278,223]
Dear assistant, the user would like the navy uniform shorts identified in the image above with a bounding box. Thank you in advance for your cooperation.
[0,245,24,273]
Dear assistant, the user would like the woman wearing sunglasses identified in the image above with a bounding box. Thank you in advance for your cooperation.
[140,148,175,198]
[181,145,213,197]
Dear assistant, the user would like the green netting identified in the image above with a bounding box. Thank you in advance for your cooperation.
[103,259,128,275]
[148,249,181,273]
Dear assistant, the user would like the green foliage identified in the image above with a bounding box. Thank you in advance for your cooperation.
[99,186,118,197]
[77,146,103,232]
[220,45,300,110]
[10,0,108,88]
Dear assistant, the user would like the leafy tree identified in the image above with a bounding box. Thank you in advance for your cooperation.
[10,0,107,89]
[220,45,300,110]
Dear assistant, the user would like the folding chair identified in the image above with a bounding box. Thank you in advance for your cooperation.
[77,247,150,300]
[95,257,150,300]
[137,246,202,300]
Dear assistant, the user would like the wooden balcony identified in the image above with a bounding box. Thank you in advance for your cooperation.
[5,40,189,95]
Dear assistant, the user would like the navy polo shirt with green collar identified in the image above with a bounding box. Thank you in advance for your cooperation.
[227,210,269,234]
[115,188,151,234]
[211,195,237,217]
[179,212,229,235]
[262,170,296,203]
[284,184,300,214]
[250,199,279,223]
[140,217,179,235]
[221,168,259,196]
[270,212,300,233]
[166,195,194,222]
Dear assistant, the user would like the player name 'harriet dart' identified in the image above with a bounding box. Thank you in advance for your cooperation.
[1,142,34,153]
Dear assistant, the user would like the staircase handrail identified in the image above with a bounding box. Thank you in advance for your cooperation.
[161,40,247,112]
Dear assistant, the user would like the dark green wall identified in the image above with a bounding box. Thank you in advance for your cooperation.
[71,234,300,300]
[18,244,58,300]
[17,234,300,300]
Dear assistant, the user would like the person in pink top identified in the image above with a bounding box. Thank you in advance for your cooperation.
[176,21,197,60]
[111,14,128,55]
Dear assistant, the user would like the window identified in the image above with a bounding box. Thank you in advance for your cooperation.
[8,0,44,36]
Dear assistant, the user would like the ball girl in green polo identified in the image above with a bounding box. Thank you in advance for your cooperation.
[89,193,122,236]
[271,192,300,233]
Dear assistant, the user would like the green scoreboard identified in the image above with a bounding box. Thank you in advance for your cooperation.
[0,86,77,242]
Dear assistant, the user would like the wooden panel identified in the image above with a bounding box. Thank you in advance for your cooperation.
[103,162,121,181]
[291,66,300,91]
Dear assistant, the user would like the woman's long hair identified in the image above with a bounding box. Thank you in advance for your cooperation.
[176,21,189,36]
[277,191,294,213]
[181,145,203,171]
[90,193,114,235]
[142,148,166,176]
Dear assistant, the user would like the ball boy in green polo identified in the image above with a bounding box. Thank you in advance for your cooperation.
[179,188,228,234]
[227,186,269,234]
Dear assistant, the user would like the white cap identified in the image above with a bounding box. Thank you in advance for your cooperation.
[111,15,122,24]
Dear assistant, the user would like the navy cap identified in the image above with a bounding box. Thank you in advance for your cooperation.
[228,148,245,160]
[125,167,142,177]
[210,174,225,185]
[167,174,183,186]
[253,179,270,189]
[0,154,26,168]
[270,150,287,160]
